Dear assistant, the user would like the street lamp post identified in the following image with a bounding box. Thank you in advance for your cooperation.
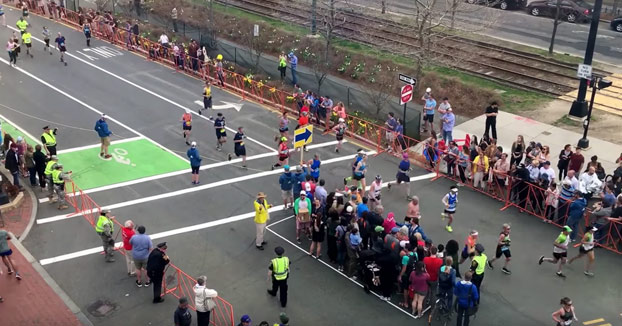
[577,77,612,149]
[568,0,604,118]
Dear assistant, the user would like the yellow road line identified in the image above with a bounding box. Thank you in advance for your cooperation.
[582,319,605,325]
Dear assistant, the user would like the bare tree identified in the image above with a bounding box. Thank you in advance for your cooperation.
[243,22,271,73]
[361,65,396,117]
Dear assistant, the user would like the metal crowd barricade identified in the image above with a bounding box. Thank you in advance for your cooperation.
[53,7,622,255]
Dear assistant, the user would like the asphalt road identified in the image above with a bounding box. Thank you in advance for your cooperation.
[345,0,622,66]
[1,8,621,326]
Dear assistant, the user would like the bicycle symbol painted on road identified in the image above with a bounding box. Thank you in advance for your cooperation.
[98,148,137,166]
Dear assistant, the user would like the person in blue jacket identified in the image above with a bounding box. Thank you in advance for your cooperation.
[454,271,479,326]
[309,154,321,182]
[279,165,294,209]
[566,191,587,241]
[94,114,113,159]
[187,141,202,185]
[292,165,306,200]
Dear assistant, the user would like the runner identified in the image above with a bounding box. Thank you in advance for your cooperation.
[277,111,289,141]
[186,141,201,185]
[180,109,192,146]
[552,297,578,326]
[332,118,346,153]
[539,225,572,278]
[459,230,478,264]
[343,149,365,187]
[6,38,18,67]
[308,153,321,182]
[199,80,213,119]
[54,32,67,66]
[231,126,247,168]
[213,113,226,151]
[351,153,368,194]
[367,175,382,211]
[487,223,512,274]
[272,137,289,169]
[21,29,32,58]
[16,17,28,35]
[441,185,458,233]
[568,226,597,276]
[387,152,411,200]
[42,26,52,54]
[83,21,92,47]
[0,4,5,28]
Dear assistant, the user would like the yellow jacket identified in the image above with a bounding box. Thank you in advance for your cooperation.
[472,155,489,174]
[254,199,270,224]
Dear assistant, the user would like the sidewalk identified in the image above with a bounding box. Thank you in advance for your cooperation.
[0,179,91,326]
[453,111,622,173]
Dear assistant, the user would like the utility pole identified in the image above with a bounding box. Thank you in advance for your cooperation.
[569,0,603,118]
[311,0,317,35]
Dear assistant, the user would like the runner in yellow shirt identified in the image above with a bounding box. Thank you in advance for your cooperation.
[21,30,32,58]
[199,80,213,120]
[16,17,28,34]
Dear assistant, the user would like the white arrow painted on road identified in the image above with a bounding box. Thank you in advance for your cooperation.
[194,100,243,112]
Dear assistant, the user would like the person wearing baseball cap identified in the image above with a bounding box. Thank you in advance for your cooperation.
[294,190,312,244]
[95,209,115,262]
[254,192,272,250]
[568,226,598,276]
[94,114,113,159]
[470,243,487,303]
[236,314,251,326]
[332,117,347,153]
[539,226,572,278]
[41,125,59,156]
[267,246,289,308]
[187,141,202,185]
[442,185,459,233]
[147,241,170,303]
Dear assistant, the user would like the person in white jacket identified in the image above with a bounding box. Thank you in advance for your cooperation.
[194,276,218,326]
[579,167,602,200]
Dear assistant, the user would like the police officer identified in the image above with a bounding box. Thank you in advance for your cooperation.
[267,246,289,308]
[95,209,115,262]
[470,243,487,304]
[147,242,170,303]
[41,126,58,156]
[52,164,71,210]
[44,155,59,200]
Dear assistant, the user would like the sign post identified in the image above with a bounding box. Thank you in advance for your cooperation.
[294,125,314,165]
[398,74,417,135]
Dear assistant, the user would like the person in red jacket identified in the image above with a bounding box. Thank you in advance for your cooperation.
[121,220,136,276]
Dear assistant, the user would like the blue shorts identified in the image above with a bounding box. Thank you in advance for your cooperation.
[0,249,13,257]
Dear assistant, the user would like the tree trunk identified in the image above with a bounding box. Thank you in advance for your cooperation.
[613,0,620,15]
[382,0,386,13]
[208,0,216,48]
[311,0,317,35]
[548,0,561,55]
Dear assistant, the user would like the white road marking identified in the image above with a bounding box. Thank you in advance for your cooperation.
[56,136,143,154]
[0,113,42,145]
[0,57,190,165]
[38,170,435,265]
[265,218,417,319]
[7,25,276,154]
[39,204,287,266]
[37,148,372,224]
[194,100,243,112]
[38,139,346,203]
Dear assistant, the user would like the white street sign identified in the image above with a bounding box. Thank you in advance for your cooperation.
[577,64,592,80]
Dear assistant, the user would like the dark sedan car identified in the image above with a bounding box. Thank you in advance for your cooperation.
[611,17,622,32]
[466,0,527,10]
[527,0,593,23]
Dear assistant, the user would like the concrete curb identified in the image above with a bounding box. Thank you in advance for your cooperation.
[10,233,94,326]
[17,184,37,242]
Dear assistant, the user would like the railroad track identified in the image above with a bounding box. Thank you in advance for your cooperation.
[216,0,617,101]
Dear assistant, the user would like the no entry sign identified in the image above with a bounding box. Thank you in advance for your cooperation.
[400,84,413,105]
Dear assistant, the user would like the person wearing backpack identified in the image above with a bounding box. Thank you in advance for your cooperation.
[438,256,456,313]
[335,219,348,272]
[398,243,417,308]
[454,271,479,326]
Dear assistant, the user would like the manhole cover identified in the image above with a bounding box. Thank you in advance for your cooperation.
[541,131,552,136]
[87,299,118,317]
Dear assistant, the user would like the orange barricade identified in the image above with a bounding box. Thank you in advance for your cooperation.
[52,7,622,255]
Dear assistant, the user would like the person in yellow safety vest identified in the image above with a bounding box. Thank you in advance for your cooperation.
[95,209,116,262]
[273,312,290,326]
[21,30,32,58]
[41,125,59,156]
[469,243,487,304]
[51,164,71,210]
[16,17,28,34]
[44,155,59,200]
[267,246,289,308]
[278,52,287,82]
